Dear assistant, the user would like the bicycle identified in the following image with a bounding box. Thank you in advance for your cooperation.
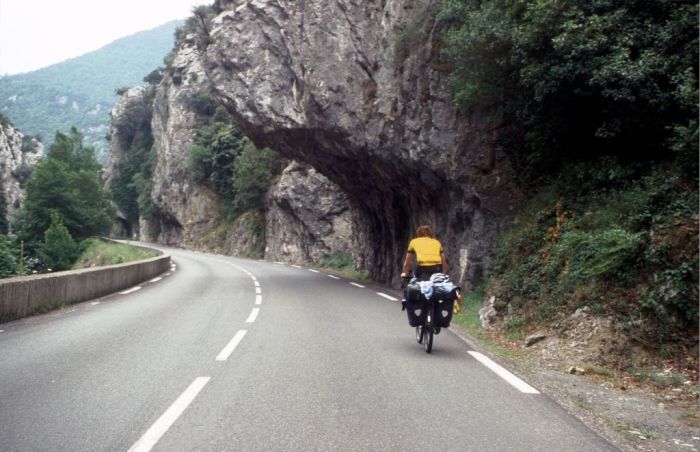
[402,275,460,354]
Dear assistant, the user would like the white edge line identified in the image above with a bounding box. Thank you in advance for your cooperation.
[90,301,100,306]
[376,292,398,301]
[255,295,262,305]
[350,282,365,288]
[119,286,142,295]
[215,330,247,361]
[246,308,260,323]
[149,277,162,283]
[468,351,540,394]
[308,269,320,273]
[327,275,340,280]
[128,377,210,452]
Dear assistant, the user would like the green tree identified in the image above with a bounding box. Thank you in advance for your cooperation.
[0,235,18,278]
[15,128,115,251]
[37,214,79,271]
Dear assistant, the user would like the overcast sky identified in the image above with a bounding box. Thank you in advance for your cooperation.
[0,0,210,75]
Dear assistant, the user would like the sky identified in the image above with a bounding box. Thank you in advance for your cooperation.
[0,0,210,75]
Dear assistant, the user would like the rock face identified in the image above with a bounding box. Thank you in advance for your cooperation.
[0,118,42,226]
[106,30,355,262]
[104,86,152,187]
[147,36,224,246]
[202,0,521,285]
[104,85,153,238]
[265,161,355,263]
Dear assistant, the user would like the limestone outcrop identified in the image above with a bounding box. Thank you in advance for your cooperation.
[0,118,42,226]
[201,0,521,285]
[265,161,355,264]
[147,37,224,246]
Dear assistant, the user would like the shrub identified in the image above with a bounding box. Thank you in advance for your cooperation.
[37,214,79,272]
[488,159,698,343]
[0,235,18,278]
[439,0,699,178]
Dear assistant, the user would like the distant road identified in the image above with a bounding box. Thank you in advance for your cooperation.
[0,245,614,451]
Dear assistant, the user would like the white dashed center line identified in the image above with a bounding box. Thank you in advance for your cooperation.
[350,282,365,288]
[376,292,398,301]
[246,308,260,323]
[308,269,320,273]
[255,295,262,305]
[255,287,261,294]
[327,275,340,280]
[149,277,162,283]
[216,330,248,361]
[291,265,302,269]
[128,377,210,452]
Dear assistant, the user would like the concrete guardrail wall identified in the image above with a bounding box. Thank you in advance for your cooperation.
[0,244,170,324]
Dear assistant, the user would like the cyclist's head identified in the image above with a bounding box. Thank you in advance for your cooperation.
[416,225,433,238]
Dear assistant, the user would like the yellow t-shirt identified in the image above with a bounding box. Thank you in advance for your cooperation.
[407,237,443,266]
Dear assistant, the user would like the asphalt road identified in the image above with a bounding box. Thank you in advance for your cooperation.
[0,245,615,451]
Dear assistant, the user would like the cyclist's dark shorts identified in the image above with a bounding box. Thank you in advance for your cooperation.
[415,265,442,281]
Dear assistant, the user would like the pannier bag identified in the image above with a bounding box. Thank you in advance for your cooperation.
[404,283,427,327]
[435,298,454,327]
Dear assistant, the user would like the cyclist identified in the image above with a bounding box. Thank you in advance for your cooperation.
[400,225,448,281]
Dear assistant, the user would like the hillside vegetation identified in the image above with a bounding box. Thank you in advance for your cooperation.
[439,0,698,362]
[0,20,180,161]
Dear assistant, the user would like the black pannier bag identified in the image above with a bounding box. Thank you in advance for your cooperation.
[404,283,427,327]
[433,287,459,327]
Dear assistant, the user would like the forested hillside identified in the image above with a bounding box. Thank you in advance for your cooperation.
[0,20,181,161]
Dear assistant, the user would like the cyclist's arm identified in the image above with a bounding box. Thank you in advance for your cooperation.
[401,252,414,276]
[441,252,449,274]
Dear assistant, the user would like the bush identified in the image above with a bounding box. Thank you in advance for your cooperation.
[439,0,699,178]
[37,214,79,272]
[0,235,18,278]
[488,159,698,343]
[317,251,353,269]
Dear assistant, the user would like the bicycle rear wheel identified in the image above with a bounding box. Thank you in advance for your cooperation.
[424,311,434,353]
[416,325,423,343]
[423,325,433,353]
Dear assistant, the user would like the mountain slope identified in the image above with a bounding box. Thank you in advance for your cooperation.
[0,20,181,161]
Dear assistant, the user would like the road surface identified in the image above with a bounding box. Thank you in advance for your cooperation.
[0,245,615,451]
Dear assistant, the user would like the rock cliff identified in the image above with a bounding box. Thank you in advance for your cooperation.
[107,29,355,262]
[0,117,42,227]
[201,0,521,285]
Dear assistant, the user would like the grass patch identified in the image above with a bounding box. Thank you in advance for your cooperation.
[73,239,156,269]
[451,285,526,361]
[315,251,373,283]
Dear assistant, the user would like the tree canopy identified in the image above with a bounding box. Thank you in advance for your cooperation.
[439,0,699,178]
[15,128,115,251]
